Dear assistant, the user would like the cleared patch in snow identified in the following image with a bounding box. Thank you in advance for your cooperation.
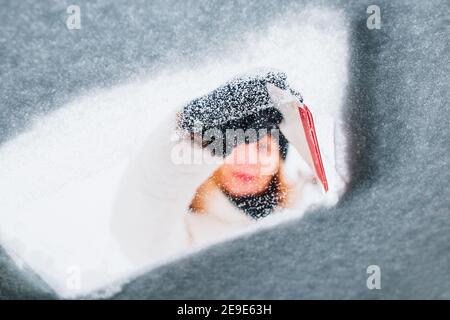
[0,7,349,298]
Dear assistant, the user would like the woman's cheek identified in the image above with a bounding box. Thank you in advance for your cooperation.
[259,153,279,176]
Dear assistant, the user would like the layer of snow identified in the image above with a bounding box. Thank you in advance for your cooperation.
[0,8,349,298]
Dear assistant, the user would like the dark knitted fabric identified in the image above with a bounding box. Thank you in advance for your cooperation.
[221,175,282,220]
[179,70,303,133]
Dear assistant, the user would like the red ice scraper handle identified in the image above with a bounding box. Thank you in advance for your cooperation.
[298,104,329,192]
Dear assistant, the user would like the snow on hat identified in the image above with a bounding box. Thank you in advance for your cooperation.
[179,70,302,159]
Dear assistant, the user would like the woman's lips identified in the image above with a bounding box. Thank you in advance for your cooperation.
[232,172,257,183]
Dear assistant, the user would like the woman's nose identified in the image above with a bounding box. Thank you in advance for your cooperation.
[234,142,259,165]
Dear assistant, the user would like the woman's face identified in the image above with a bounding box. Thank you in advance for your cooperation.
[214,134,281,197]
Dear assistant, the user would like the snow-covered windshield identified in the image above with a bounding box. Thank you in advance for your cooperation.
[0,7,349,298]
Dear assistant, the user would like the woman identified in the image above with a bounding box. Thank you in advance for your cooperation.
[186,109,296,245]
[111,70,334,266]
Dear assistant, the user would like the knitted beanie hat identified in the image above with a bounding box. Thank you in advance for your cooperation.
[179,70,303,159]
